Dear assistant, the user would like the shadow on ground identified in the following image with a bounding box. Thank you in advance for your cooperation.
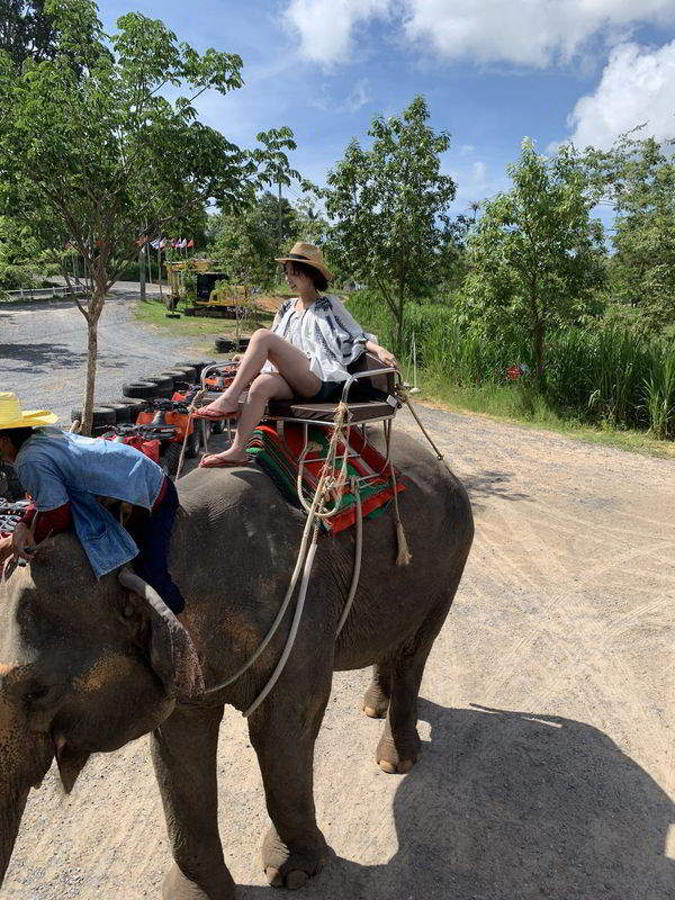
[0,343,88,372]
[462,470,529,505]
[238,701,674,900]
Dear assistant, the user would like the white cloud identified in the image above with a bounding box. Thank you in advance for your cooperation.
[566,40,675,148]
[283,0,391,64]
[283,0,675,67]
[459,143,475,155]
[472,160,488,184]
[403,0,675,67]
[342,78,373,112]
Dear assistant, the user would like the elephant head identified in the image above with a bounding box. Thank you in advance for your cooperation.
[0,532,202,885]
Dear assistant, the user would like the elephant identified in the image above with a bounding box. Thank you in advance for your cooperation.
[0,430,474,899]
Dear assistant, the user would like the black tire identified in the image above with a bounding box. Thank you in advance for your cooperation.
[185,430,200,459]
[215,336,237,353]
[175,360,213,380]
[71,406,116,425]
[167,365,196,382]
[238,337,250,351]
[115,398,147,421]
[70,406,116,427]
[123,381,159,400]
[162,443,182,480]
[101,402,133,424]
[0,462,25,501]
[143,374,175,397]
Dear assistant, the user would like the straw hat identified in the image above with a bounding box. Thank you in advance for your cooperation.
[0,392,57,430]
[275,242,333,282]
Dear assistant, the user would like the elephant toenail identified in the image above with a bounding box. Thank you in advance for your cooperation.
[286,870,309,890]
[378,760,397,774]
[265,866,283,887]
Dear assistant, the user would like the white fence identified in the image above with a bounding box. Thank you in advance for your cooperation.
[2,283,88,301]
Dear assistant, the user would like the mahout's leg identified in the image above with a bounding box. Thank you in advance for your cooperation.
[248,668,333,890]
[152,703,234,900]
[362,662,392,718]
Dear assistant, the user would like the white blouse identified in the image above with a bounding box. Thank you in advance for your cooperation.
[262,294,373,383]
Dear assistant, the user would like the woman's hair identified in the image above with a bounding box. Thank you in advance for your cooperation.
[286,261,328,292]
[1,427,34,449]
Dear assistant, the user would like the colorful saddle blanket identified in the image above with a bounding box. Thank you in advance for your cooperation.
[247,424,405,534]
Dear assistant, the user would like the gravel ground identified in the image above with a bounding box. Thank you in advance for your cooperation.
[0,287,212,422]
[1,292,674,899]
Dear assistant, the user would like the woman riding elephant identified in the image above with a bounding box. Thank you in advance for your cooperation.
[196,242,397,467]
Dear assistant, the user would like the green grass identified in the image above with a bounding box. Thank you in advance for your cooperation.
[408,368,675,459]
[134,297,274,339]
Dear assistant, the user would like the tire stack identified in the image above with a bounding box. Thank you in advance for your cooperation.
[68,360,220,476]
[214,336,249,355]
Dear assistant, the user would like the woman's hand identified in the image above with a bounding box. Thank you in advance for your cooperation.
[375,347,399,370]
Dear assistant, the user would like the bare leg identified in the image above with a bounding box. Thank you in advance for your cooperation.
[198,329,321,417]
[151,704,235,900]
[200,373,294,467]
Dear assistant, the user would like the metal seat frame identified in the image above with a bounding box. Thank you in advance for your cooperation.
[198,362,402,490]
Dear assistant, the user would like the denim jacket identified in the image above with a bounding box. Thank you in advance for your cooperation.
[16,428,165,578]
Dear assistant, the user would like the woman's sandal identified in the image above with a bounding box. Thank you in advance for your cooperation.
[194,405,240,420]
[199,453,251,469]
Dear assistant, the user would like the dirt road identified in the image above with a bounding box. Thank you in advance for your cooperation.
[1,298,674,899]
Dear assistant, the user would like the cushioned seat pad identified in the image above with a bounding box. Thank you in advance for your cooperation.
[267,400,395,423]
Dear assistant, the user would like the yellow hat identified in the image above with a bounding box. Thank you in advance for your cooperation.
[275,242,333,282]
[0,392,58,430]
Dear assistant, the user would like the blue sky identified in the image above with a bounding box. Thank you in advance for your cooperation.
[102,0,675,219]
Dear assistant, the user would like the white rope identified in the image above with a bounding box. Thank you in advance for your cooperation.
[175,388,205,480]
[335,481,362,636]
[204,420,341,704]
[244,521,320,717]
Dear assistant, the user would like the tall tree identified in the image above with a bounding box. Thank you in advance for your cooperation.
[0,0,294,433]
[320,96,457,355]
[463,139,606,382]
[0,1,56,69]
[208,191,299,291]
[586,133,675,334]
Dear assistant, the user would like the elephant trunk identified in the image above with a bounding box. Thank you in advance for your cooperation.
[0,695,53,888]
[0,782,30,886]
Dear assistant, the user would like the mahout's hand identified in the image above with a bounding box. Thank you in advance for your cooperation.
[11,522,37,561]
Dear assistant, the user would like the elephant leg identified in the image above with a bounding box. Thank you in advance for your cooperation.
[362,662,392,718]
[375,646,429,774]
[151,703,235,900]
[248,672,332,890]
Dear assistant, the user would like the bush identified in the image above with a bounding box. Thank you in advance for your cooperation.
[347,290,675,438]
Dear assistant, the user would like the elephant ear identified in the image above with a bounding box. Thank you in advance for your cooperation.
[118,568,204,701]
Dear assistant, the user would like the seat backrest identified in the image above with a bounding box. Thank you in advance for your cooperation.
[346,352,395,395]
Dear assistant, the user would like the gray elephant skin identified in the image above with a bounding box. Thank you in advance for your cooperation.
[0,431,473,899]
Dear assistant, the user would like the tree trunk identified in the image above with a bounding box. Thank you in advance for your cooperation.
[139,249,146,302]
[81,310,100,436]
[395,291,405,358]
[533,321,546,390]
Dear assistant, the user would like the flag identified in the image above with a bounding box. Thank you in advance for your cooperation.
[150,238,160,249]
[187,239,194,248]
[178,238,187,249]
[160,239,167,249]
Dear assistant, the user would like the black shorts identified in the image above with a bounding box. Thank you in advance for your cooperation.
[309,381,344,403]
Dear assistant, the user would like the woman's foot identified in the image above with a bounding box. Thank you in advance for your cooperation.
[195,393,240,419]
[199,448,251,468]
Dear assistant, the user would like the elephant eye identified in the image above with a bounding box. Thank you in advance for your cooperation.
[24,684,51,705]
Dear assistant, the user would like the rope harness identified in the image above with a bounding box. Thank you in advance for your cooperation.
[194,382,445,716]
